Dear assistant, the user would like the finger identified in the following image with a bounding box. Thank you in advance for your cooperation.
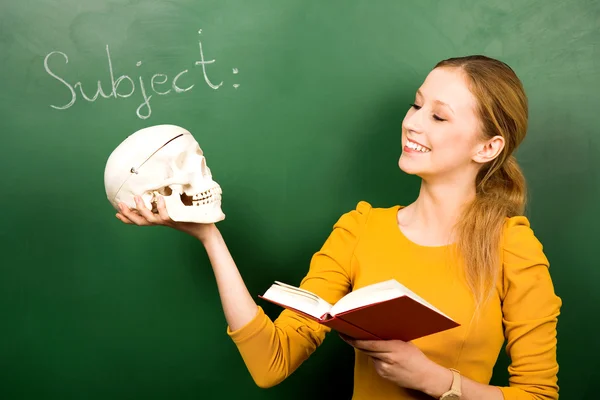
[350,339,390,353]
[118,203,151,226]
[115,213,133,224]
[155,196,173,224]
[371,358,392,376]
[134,196,158,223]
[361,350,391,362]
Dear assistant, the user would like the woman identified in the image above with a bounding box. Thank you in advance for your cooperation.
[116,55,561,400]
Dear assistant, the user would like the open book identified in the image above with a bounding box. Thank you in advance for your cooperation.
[259,279,459,341]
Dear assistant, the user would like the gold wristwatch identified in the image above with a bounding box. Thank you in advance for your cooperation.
[439,368,462,399]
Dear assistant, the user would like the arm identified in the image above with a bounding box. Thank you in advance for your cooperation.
[208,201,371,387]
[118,197,369,387]
[495,216,561,399]
[197,224,259,331]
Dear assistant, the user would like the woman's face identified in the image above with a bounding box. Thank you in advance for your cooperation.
[399,67,487,182]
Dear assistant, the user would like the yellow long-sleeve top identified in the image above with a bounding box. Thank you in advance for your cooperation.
[227,201,561,399]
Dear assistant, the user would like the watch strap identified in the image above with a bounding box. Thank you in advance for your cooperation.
[439,368,462,399]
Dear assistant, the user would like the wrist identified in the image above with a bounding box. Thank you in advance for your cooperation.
[190,223,219,244]
[420,363,454,398]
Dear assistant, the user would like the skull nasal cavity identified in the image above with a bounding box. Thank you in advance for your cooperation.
[158,187,173,196]
[180,193,193,206]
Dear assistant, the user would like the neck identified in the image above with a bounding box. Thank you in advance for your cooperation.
[411,176,476,234]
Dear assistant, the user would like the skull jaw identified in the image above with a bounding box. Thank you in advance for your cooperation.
[162,194,225,223]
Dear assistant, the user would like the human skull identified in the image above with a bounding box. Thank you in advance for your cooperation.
[104,124,225,223]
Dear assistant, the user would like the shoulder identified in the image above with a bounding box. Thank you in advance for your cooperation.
[501,216,548,264]
[354,200,374,215]
[500,216,553,298]
[499,216,562,320]
[334,201,399,230]
[503,215,536,239]
[339,200,400,222]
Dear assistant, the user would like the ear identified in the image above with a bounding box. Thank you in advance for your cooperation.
[472,135,505,164]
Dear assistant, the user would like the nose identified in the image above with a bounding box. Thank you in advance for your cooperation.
[403,107,423,134]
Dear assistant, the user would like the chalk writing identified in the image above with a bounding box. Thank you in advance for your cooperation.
[232,68,240,89]
[44,31,239,120]
[194,40,223,90]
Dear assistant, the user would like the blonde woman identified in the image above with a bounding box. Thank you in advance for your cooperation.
[117,55,561,400]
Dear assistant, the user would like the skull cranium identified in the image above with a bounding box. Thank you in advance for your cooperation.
[104,124,225,223]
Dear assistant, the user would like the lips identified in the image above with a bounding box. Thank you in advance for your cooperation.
[405,138,431,153]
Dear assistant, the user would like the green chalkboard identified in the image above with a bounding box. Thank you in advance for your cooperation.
[1,0,598,399]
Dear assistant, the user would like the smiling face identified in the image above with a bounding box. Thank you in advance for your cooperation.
[399,67,495,183]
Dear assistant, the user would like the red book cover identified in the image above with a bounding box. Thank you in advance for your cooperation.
[328,296,459,341]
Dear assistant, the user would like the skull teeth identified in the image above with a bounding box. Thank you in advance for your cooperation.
[191,196,221,205]
[192,187,222,200]
[190,187,222,205]
[151,187,222,206]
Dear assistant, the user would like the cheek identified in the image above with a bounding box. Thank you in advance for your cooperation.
[430,130,477,165]
[431,124,472,150]
[432,135,454,151]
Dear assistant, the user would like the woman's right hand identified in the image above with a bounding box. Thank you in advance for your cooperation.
[115,195,218,243]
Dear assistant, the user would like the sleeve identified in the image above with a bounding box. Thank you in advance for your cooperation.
[226,201,372,388]
[497,216,562,400]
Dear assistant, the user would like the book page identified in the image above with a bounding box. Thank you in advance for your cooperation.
[330,279,451,319]
[273,281,322,302]
[262,283,333,319]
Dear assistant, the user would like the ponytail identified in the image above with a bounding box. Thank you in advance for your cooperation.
[454,155,527,306]
[435,55,529,307]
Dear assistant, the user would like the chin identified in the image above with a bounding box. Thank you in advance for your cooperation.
[398,153,420,176]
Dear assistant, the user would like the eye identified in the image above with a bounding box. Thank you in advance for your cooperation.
[411,103,446,122]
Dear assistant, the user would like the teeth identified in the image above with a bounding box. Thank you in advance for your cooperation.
[190,187,222,206]
[407,140,430,153]
[191,187,222,201]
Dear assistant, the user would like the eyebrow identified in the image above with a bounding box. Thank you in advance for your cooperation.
[416,89,455,115]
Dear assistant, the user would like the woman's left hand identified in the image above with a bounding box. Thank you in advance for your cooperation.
[340,335,452,393]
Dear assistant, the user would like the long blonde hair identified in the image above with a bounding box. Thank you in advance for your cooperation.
[435,56,528,305]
